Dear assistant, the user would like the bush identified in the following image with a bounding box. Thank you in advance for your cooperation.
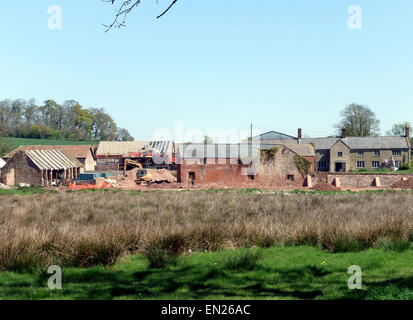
[220,250,261,271]
[399,164,410,171]
[143,245,177,269]
[320,234,368,253]
[376,239,411,252]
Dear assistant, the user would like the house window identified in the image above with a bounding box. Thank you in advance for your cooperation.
[357,151,364,157]
[338,152,343,157]
[392,150,401,156]
[247,175,255,180]
[395,160,402,168]
[357,161,365,168]
[374,150,380,156]
[287,175,295,181]
[372,161,380,169]
[318,161,327,169]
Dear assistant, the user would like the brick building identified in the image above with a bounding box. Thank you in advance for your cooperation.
[4,145,96,172]
[0,149,82,187]
[176,143,315,188]
[95,141,175,171]
[252,127,411,172]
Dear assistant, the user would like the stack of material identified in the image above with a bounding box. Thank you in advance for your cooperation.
[392,177,413,189]
[0,183,13,190]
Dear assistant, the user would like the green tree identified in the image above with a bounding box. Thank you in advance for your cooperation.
[386,122,411,137]
[335,103,381,137]
[0,137,13,157]
[204,135,213,144]
[117,128,134,141]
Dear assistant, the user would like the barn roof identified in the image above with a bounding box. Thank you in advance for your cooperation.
[0,157,6,169]
[96,141,175,157]
[24,150,81,170]
[4,145,93,160]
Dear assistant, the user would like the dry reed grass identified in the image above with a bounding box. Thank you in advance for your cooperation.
[0,190,412,271]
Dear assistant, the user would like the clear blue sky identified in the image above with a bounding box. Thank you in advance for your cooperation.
[1,1,412,141]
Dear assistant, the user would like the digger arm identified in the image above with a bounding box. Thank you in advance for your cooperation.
[123,159,143,176]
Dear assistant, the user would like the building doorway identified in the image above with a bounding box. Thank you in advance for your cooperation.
[334,162,346,172]
[6,168,15,186]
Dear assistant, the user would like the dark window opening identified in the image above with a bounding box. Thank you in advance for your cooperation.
[188,172,195,181]
[287,175,294,181]
[247,175,255,180]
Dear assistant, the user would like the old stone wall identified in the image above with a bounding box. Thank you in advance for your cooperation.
[325,173,413,188]
[0,151,42,186]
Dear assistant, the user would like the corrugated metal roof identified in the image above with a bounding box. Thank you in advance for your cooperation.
[25,150,79,170]
[96,141,174,157]
[0,158,6,169]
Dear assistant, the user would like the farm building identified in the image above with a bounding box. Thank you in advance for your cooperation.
[0,149,82,187]
[252,127,411,172]
[176,143,315,188]
[95,141,175,171]
[3,145,96,172]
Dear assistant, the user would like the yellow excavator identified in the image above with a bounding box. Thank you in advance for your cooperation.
[123,160,152,184]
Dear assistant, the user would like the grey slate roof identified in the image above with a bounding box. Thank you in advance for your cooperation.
[300,138,340,150]
[301,137,409,150]
[250,131,297,141]
[284,144,315,157]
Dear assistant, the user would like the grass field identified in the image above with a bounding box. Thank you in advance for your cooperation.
[1,189,413,300]
[3,137,99,150]
[1,246,412,300]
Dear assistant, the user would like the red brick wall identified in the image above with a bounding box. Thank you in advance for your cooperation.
[177,147,313,188]
[178,158,258,187]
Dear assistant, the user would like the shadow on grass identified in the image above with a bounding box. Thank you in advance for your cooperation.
[4,259,412,300]
[342,276,413,300]
[0,263,335,300]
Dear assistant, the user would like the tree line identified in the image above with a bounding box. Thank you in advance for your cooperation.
[0,99,134,142]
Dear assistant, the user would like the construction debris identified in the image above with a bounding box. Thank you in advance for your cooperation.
[392,178,413,189]
[109,168,177,189]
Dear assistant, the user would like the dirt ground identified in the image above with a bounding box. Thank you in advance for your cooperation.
[51,168,408,193]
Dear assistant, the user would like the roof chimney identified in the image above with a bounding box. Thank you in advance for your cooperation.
[298,128,302,139]
[341,128,346,139]
[405,125,410,138]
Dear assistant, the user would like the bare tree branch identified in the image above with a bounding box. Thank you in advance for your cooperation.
[103,0,179,32]
[156,0,178,19]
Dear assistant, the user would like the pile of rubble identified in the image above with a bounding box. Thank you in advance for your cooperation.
[392,177,413,189]
[110,168,177,189]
